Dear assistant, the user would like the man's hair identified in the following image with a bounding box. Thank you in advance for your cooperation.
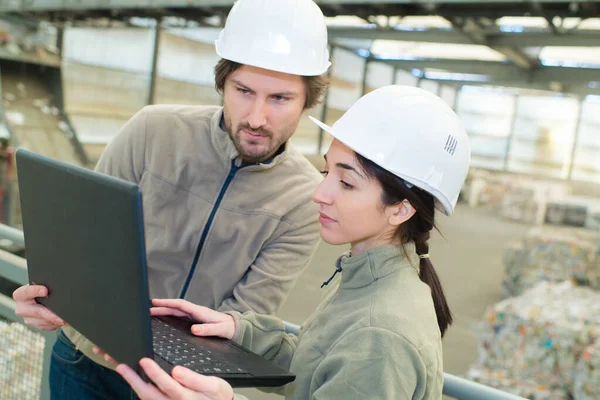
[214,59,329,109]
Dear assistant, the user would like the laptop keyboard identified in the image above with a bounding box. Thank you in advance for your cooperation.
[152,318,248,375]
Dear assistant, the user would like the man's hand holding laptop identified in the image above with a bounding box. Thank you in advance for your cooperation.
[13,284,67,330]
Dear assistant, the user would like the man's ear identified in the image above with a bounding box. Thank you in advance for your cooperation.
[388,200,416,227]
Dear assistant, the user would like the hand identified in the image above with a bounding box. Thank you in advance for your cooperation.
[13,285,66,330]
[150,299,235,340]
[116,358,234,400]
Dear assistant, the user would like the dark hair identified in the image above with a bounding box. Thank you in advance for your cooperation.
[214,59,329,109]
[356,153,453,337]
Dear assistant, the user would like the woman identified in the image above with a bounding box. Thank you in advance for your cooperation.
[113,85,471,399]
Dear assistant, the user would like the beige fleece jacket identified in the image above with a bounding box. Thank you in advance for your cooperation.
[63,105,322,369]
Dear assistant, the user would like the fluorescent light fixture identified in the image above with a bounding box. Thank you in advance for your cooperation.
[372,53,421,61]
[499,26,525,33]
[356,49,371,58]
[586,95,600,102]
[411,69,424,78]
[541,60,600,69]
[424,71,490,82]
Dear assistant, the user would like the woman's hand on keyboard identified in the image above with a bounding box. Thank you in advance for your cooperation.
[150,299,235,340]
[117,357,235,400]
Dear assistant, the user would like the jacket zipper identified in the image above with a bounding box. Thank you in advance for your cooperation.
[179,160,240,298]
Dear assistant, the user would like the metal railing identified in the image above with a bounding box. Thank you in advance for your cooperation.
[0,224,526,400]
[0,225,56,400]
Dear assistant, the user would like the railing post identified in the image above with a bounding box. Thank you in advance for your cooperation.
[39,330,58,400]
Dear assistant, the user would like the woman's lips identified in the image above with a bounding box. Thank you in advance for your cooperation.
[319,212,337,224]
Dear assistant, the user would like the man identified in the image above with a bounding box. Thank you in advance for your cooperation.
[13,0,331,398]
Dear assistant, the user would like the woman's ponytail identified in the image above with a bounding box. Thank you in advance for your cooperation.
[414,232,453,337]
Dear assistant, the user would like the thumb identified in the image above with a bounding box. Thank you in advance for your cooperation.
[172,366,232,398]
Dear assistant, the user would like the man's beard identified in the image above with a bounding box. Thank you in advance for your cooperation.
[231,122,277,162]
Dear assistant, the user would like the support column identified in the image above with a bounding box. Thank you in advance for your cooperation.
[504,94,519,171]
[316,44,333,155]
[567,97,585,180]
[147,19,161,105]
[360,57,369,96]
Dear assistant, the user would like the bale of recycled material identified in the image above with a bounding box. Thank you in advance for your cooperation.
[0,320,45,400]
[523,227,597,284]
[473,281,600,396]
[502,226,599,297]
[574,336,600,400]
[502,240,529,298]
[500,187,539,224]
[467,366,569,400]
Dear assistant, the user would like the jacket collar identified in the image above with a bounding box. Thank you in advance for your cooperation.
[210,107,289,171]
[334,243,420,289]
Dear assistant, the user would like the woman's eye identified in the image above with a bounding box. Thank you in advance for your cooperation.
[319,170,328,176]
[340,181,354,189]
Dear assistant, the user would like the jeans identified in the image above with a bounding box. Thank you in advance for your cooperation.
[49,330,137,400]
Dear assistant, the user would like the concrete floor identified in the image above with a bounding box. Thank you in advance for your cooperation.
[234,202,530,399]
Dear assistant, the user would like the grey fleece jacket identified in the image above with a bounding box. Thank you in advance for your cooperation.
[63,105,322,369]
[229,243,444,399]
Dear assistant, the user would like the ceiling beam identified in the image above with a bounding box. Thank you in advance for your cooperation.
[328,26,600,47]
[378,57,600,84]
[329,26,464,43]
[456,81,600,98]
[486,31,600,47]
[3,0,600,14]
[332,44,600,86]
[380,58,527,79]
[450,17,539,70]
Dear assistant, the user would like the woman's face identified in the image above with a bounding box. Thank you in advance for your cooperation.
[312,139,414,256]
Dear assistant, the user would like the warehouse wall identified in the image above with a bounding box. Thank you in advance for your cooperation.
[60,27,493,162]
[456,88,600,183]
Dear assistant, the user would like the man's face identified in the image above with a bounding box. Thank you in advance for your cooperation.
[223,65,306,163]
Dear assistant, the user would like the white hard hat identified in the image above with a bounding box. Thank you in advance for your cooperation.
[215,0,331,76]
[310,85,471,216]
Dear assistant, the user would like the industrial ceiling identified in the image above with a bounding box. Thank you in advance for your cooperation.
[1,0,600,96]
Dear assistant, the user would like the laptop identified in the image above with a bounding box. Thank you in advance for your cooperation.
[16,148,295,388]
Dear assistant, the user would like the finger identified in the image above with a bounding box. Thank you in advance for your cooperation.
[22,318,61,331]
[150,307,190,318]
[92,346,105,356]
[23,317,60,329]
[139,358,186,398]
[103,353,119,366]
[171,366,223,394]
[34,307,64,325]
[13,285,47,302]
[190,323,231,339]
[116,363,165,400]
[17,303,64,326]
[152,299,213,320]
